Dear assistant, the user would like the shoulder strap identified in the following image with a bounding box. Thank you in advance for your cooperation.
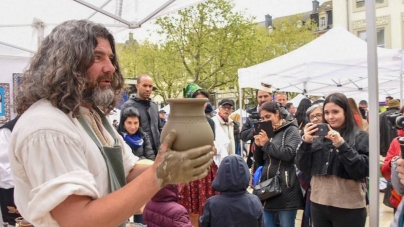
[282,129,286,147]
[93,106,119,146]
[258,128,288,183]
[77,113,126,190]
[77,115,103,150]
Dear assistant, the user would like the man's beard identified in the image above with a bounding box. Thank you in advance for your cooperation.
[83,84,115,108]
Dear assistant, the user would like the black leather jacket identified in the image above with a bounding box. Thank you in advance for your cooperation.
[254,120,304,211]
[296,130,369,181]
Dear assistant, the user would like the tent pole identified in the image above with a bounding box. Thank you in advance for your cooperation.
[400,53,404,106]
[238,85,243,157]
[401,73,403,107]
[365,1,379,227]
[87,0,112,20]
[73,0,135,27]
[0,41,35,54]
[138,0,176,26]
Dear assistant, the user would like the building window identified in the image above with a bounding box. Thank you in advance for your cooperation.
[320,17,326,27]
[358,28,385,48]
[356,0,385,8]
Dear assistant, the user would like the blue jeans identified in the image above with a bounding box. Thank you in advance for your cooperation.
[264,210,297,227]
[133,214,143,224]
[235,140,241,156]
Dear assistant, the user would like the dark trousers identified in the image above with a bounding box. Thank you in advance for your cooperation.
[311,202,366,227]
[133,214,143,224]
[0,188,21,225]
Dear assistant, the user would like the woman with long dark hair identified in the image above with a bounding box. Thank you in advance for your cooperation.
[295,98,312,135]
[254,101,304,227]
[296,93,369,227]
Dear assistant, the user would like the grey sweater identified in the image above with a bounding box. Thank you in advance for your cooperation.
[390,160,404,227]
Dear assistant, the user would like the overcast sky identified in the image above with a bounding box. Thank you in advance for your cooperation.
[233,0,327,21]
[0,0,327,53]
[116,0,327,42]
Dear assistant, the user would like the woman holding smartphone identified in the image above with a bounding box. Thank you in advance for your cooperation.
[296,93,369,227]
[254,101,304,227]
[297,102,324,227]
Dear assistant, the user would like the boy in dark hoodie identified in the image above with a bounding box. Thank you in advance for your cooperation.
[200,155,264,227]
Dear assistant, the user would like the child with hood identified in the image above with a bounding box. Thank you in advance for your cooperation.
[118,106,155,160]
[200,155,264,227]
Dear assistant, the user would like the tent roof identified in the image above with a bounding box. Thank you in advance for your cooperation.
[0,0,206,57]
[238,26,403,96]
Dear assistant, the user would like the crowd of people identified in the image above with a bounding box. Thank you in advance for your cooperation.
[2,19,404,227]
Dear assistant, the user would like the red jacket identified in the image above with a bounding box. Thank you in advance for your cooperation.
[381,130,404,208]
[143,184,192,227]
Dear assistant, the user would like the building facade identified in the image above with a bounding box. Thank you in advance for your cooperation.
[333,0,404,49]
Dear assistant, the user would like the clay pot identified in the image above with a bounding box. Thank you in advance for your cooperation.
[161,98,214,151]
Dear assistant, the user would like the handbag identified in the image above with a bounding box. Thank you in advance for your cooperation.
[253,157,282,201]
[252,127,286,201]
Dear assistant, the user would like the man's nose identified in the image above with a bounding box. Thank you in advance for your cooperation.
[103,58,115,74]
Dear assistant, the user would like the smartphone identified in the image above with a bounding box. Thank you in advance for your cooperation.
[253,121,275,138]
[314,123,329,136]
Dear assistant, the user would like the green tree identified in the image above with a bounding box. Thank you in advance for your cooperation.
[155,0,256,92]
[118,3,316,105]
[241,15,316,107]
[117,40,189,103]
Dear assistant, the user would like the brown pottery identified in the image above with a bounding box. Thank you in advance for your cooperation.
[160,98,214,151]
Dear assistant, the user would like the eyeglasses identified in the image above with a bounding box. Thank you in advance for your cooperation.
[220,106,233,111]
[309,113,323,121]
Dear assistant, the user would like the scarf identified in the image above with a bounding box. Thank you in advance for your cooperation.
[123,133,144,149]
[183,83,202,98]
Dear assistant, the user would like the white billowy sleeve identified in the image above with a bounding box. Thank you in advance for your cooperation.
[14,130,100,226]
[0,128,14,189]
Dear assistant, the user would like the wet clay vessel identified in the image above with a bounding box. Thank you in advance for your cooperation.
[160,98,214,151]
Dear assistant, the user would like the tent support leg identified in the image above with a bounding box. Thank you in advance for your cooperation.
[365,1,380,227]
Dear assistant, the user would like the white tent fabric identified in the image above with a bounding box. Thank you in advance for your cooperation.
[288,94,306,107]
[238,26,403,96]
[0,0,206,122]
[161,104,171,114]
[0,0,206,57]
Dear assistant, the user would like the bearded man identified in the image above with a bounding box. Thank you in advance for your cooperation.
[9,20,213,227]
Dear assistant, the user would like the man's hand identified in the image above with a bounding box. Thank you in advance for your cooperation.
[396,158,404,185]
[154,130,214,188]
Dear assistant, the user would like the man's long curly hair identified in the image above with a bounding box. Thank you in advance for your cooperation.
[17,20,124,117]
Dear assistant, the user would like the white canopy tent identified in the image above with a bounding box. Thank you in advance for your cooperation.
[0,0,207,122]
[288,93,306,107]
[238,26,403,99]
[238,19,401,227]
[0,0,207,58]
